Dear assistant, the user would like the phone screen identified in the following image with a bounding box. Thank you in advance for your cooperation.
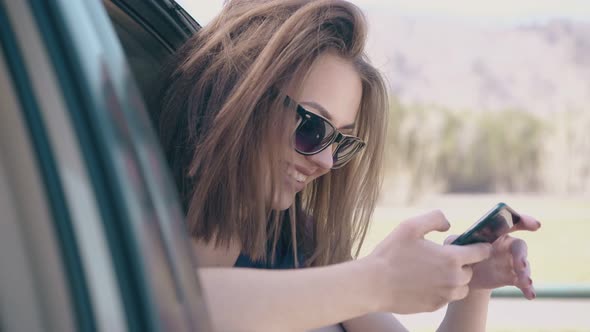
[452,204,520,245]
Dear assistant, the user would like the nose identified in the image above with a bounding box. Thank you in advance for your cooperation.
[306,146,333,171]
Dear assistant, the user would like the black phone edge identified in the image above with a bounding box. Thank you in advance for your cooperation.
[451,202,520,246]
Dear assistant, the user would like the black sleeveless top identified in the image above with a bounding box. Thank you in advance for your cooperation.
[234,237,306,269]
[234,215,308,269]
[232,218,347,331]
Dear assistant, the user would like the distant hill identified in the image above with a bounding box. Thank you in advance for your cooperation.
[364,14,590,116]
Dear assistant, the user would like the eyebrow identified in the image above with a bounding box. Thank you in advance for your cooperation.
[300,101,356,130]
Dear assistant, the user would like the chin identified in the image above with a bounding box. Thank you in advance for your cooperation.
[271,190,296,211]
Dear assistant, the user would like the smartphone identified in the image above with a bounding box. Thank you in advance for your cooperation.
[451,202,521,245]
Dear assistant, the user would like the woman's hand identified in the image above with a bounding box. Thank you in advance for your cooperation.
[446,215,541,300]
[366,210,492,314]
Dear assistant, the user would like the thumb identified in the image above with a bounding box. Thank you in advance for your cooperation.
[406,210,451,237]
[444,235,459,245]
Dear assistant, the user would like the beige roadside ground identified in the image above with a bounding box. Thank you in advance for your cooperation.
[395,298,590,332]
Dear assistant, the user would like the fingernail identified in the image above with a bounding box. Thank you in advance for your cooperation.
[522,259,527,268]
[536,221,542,228]
[532,291,536,299]
[528,277,532,286]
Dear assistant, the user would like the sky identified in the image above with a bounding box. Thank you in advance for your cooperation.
[176,0,590,26]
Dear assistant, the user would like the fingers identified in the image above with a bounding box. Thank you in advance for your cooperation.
[510,214,542,233]
[437,266,473,304]
[509,238,536,300]
[515,260,535,300]
[514,259,531,288]
[509,238,528,265]
[461,265,474,284]
[406,210,451,237]
[450,285,470,301]
[448,242,493,265]
[444,235,459,245]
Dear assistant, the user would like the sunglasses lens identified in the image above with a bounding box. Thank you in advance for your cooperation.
[333,138,363,168]
[295,111,335,153]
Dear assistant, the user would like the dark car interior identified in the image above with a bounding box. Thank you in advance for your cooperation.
[104,0,200,107]
[1,1,212,330]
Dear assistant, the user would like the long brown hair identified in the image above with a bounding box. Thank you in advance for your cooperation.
[152,0,388,266]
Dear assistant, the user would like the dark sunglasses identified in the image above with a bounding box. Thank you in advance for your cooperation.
[286,96,366,169]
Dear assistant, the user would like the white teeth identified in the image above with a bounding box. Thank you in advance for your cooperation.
[294,171,306,183]
[287,168,307,183]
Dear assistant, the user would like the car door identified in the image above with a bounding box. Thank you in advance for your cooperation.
[0,0,211,331]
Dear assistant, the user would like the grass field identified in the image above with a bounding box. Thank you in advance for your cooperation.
[359,193,590,284]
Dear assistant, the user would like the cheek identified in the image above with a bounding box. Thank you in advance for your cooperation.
[314,168,330,180]
[306,167,331,187]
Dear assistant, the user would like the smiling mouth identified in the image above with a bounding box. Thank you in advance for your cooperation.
[286,168,307,184]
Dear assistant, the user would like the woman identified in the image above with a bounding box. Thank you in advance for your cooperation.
[152,0,540,331]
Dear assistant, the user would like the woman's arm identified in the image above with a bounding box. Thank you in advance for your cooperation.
[196,211,492,332]
[198,259,381,332]
[436,289,491,332]
[342,312,408,332]
[340,215,541,332]
[436,214,540,332]
[342,290,490,332]
[341,291,490,332]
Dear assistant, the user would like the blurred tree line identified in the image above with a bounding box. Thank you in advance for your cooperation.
[383,100,590,203]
